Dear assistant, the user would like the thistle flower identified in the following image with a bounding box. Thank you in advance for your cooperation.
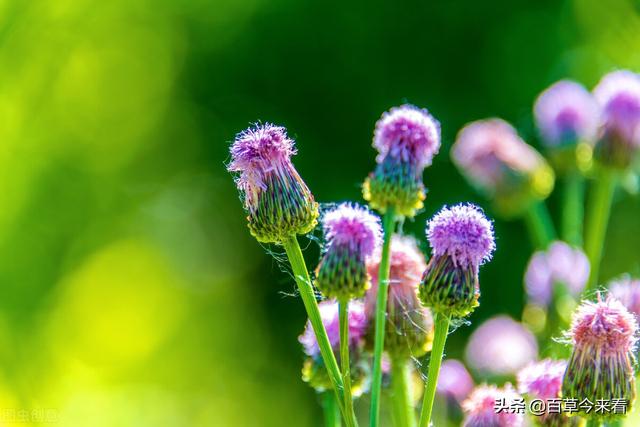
[609,276,640,319]
[363,104,441,218]
[299,300,370,395]
[562,296,638,421]
[465,316,538,376]
[365,235,434,358]
[228,123,319,243]
[593,70,640,169]
[534,80,600,147]
[419,204,495,317]
[315,203,382,300]
[437,359,474,402]
[451,119,555,216]
[524,241,590,307]
[518,359,573,426]
[462,384,525,427]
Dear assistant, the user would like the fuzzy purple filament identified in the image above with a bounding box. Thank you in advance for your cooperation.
[322,203,382,258]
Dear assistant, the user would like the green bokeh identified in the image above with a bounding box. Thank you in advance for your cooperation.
[0,0,638,425]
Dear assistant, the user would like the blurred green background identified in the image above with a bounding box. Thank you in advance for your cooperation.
[0,0,639,425]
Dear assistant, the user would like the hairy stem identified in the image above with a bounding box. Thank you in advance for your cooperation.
[418,313,450,427]
[585,169,616,290]
[391,357,416,427]
[369,207,396,427]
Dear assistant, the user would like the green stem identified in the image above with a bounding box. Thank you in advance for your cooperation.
[282,235,351,425]
[322,392,342,427]
[369,207,396,427]
[523,200,556,249]
[418,313,450,427]
[391,357,416,427]
[339,300,357,427]
[585,169,616,290]
[562,171,585,247]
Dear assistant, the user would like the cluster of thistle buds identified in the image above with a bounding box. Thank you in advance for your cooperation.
[227,68,640,427]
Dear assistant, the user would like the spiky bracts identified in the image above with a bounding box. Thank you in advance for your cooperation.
[315,203,382,300]
[561,296,638,421]
[365,235,434,358]
[451,119,555,216]
[299,300,370,395]
[593,70,640,169]
[462,384,525,427]
[363,105,441,218]
[228,123,319,243]
[419,204,495,317]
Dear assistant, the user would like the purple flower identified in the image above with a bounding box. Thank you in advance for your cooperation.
[316,203,382,300]
[373,104,441,170]
[524,241,590,306]
[609,275,640,319]
[462,384,525,427]
[593,70,640,168]
[437,359,474,402]
[562,296,638,420]
[419,204,495,317]
[451,119,555,216]
[299,299,367,358]
[364,105,441,218]
[365,235,434,357]
[534,80,600,147]
[228,123,319,243]
[517,359,567,400]
[465,316,538,376]
[426,203,495,270]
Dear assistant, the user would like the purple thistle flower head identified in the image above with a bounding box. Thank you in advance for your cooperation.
[437,359,474,402]
[228,123,319,243]
[593,70,640,168]
[609,275,640,319]
[524,241,590,306]
[228,123,296,207]
[299,299,367,358]
[465,316,538,376]
[373,104,441,170]
[426,204,495,270]
[322,203,382,258]
[462,384,525,427]
[534,80,600,147]
[517,359,567,400]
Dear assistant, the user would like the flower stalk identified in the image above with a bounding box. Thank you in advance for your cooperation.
[322,392,342,427]
[585,169,616,290]
[562,171,585,247]
[523,200,556,249]
[418,313,449,427]
[390,357,416,427]
[339,300,356,427]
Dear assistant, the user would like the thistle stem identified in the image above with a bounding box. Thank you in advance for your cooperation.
[523,200,556,249]
[562,171,585,247]
[323,392,342,427]
[370,207,396,427]
[282,235,352,425]
[391,357,416,427]
[418,313,450,427]
[339,300,357,427]
[585,169,616,290]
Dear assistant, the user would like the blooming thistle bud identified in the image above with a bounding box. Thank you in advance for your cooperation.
[465,316,538,377]
[562,296,638,421]
[363,105,441,218]
[227,123,319,243]
[593,70,640,169]
[437,359,474,403]
[299,300,370,395]
[451,119,555,217]
[534,80,600,172]
[609,276,640,319]
[419,204,495,317]
[518,359,574,426]
[524,241,590,307]
[364,235,434,358]
[315,203,382,300]
[462,384,525,427]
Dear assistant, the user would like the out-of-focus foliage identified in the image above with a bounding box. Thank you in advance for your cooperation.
[0,0,638,425]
